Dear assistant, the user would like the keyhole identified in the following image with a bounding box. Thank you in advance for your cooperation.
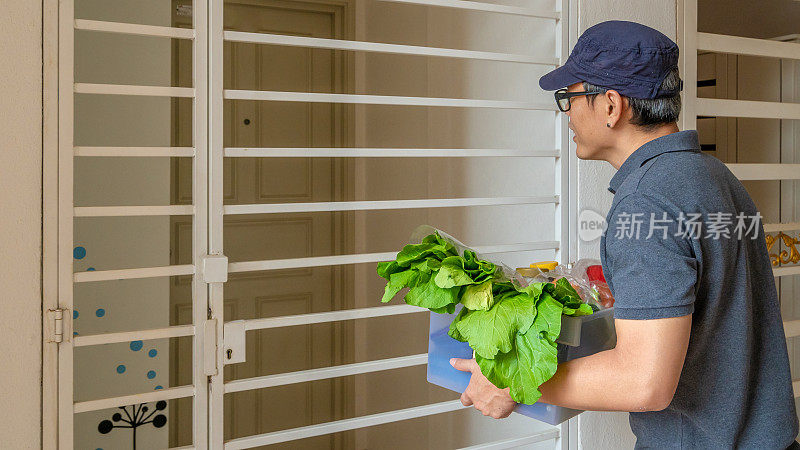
[226,348,233,360]
[243,118,250,125]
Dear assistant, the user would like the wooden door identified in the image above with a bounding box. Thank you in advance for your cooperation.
[170,0,354,447]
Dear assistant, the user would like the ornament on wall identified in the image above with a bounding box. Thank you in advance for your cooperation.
[97,401,167,449]
[765,231,800,267]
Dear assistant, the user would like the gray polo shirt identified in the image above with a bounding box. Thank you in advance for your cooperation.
[599,130,798,448]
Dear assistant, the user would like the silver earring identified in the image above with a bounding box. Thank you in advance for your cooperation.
[606,123,611,127]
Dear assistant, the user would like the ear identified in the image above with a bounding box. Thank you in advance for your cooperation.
[603,90,626,128]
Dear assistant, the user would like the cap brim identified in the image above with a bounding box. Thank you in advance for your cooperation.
[538,64,583,91]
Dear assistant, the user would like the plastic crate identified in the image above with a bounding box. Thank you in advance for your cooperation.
[427,305,616,425]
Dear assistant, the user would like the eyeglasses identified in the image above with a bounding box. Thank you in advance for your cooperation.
[554,88,604,112]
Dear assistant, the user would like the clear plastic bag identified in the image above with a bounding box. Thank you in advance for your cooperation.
[517,259,615,310]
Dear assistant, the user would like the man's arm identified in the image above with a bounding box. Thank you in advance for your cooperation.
[539,314,691,411]
[452,314,691,417]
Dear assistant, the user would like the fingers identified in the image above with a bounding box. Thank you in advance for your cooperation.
[466,398,512,419]
[449,358,475,372]
[470,394,515,419]
[452,359,512,419]
[483,406,511,419]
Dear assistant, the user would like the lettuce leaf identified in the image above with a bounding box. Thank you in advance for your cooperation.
[404,271,460,309]
[460,280,494,311]
[396,240,456,267]
[476,330,557,405]
[376,260,401,279]
[475,292,563,404]
[454,292,537,359]
[448,306,469,342]
[380,269,419,303]
[435,256,477,288]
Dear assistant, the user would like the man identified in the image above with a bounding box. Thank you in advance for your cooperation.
[450,20,799,448]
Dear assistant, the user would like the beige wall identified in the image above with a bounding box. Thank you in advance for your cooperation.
[0,1,43,448]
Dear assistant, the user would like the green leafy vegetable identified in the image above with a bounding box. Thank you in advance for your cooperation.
[377,231,595,405]
[405,273,460,309]
[460,280,494,311]
[454,292,537,358]
[380,269,419,303]
[376,260,401,279]
[474,292,563,404]
[435,256,476,288]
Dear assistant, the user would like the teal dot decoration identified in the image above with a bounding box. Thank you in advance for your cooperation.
[154,385,163,390]
[95,308,105,317]
[73,310,79,319]
[116,365,126,374]
[130,341,143,351]
[73,331,78,336]
[147,370,156,379]
[148,349,157,358]
[86,267,95,271]
[73,246,86,260]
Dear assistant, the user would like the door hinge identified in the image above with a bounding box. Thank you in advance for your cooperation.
[46,308,67,343]
[204,318,218,376]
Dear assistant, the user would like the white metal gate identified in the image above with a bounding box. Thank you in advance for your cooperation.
[46,0,578,448]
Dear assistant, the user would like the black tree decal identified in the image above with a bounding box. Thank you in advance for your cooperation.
[97,401,167,449]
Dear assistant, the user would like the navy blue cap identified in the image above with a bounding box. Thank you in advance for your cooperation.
[539,21,681,99]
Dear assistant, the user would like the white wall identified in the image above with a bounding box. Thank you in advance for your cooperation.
[574,1,677,449]
[0,2,42,449]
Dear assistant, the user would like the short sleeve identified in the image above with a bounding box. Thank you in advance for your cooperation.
[603,192,698,320]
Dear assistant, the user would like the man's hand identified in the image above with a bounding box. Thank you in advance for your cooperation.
[450,358,516,419]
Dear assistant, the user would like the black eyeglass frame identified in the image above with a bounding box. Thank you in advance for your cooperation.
[554,88,605,112]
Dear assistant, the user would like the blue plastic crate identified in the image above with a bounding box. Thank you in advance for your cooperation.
[427,305,616,425]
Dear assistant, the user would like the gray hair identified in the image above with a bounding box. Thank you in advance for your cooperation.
[582,67,682,130]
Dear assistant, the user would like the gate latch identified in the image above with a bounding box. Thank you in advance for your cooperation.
[223,320,246,365]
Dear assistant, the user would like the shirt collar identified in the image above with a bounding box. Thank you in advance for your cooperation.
[607,130,701,194]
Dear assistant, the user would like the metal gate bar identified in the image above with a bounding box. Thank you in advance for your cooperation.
[224,30,557,65]
[223,400,469,449]
[223,89,555,109]
[223,147,560,157]
[224,354,429,393]
[376,0,560,19]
